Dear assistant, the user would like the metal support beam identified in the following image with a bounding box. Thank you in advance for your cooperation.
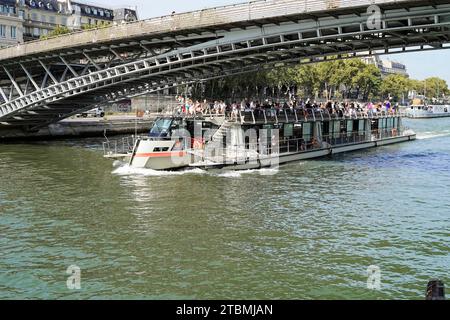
[19,63,40,91]
[39,60,59,85]
[59,56,79,77]
[110,48,125,62]
[82,52,102,71]
[0,87,8,103]
[3,67,23,97]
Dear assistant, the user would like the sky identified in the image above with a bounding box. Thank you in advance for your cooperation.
[95,0,450,83]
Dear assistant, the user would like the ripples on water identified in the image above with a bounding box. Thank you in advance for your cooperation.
[0,118,449,300]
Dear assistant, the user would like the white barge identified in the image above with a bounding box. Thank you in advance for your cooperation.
[405,104,450,119]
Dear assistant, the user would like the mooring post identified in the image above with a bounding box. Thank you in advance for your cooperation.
[426,280,446,300]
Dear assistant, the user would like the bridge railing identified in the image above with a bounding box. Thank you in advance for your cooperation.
[0,0,414,55]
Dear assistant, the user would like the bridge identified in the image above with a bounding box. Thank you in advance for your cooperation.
[1,0,450,130]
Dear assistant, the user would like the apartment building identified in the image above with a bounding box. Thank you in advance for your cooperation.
[362,55,409,78]
[0,0,23,47]
[17,0,73,41]
[15,0,138,41]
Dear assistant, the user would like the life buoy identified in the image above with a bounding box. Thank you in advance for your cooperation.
[192,138,204,149]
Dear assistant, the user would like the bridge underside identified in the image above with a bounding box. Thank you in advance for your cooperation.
[1,0,450,131]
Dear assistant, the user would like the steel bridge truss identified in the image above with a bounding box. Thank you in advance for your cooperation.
[1,1,450,130]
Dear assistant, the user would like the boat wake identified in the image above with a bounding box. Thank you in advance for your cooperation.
[417,130,450,140]
[214,168,279,178]
[112,164,279,177]
[112,164,207,176]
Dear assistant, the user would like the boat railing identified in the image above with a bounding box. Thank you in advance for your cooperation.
[243,109,404,124]
[197,128,407,164]
[156,106,405,124]
[103,136,136,156]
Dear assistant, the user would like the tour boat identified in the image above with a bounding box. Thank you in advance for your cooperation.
[405,104,450,118]
[103,108,416,171]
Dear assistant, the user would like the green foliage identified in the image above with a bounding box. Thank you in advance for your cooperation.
[81,21,111,30]
[39,22,111,40]
[380,74,410,102]
[423,77,448,98]
[200,58,447,102]
[40,25,71,40]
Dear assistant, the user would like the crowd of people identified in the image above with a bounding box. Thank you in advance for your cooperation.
[173,95,400,118]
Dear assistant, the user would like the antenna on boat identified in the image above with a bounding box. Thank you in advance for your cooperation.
[103,128,109,142]
[135,110,138,138]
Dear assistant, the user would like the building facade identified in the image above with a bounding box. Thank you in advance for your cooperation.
[70,1,114,29]
[362,55,409,77]
[0,0,23,48]
[12,0,137,42]
[17,0,72,41]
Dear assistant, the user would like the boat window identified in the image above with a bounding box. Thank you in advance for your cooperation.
[371,119,379,131]
[150,118,173,137]
[293,123,303,138]
[153,147,170,152]
[347,120,353,137]
[322,121,330,137]
[284,123,294,137]
[332,121,341,138]
[358,120,365,135]
[303,123,312,142]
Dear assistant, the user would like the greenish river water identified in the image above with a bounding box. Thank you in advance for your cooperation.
[0,118,449,300]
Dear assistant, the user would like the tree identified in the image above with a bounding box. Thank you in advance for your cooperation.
[352,64,382,101]
[408,79,424,95]
[380,74,410,102]
[423,77,448,98]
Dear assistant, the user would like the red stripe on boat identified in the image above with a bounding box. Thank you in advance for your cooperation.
[134,152,187,158]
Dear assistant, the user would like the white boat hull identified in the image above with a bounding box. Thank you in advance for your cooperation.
[405,105,450,118]
[130,139,193,170]
[190,133,416,171]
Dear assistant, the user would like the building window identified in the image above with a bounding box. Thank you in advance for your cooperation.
[31,13,38,21]
[19,10,25,19]
[0,25,6,38]
[10,26,16,39]
[41,15,46,23]
[33,27,39,36]
[49,16,56,24]
[61,17,68,26]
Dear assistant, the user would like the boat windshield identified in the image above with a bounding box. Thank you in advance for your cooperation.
[149,118,173,137]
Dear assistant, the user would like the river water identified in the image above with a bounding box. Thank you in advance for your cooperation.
[0,118,449,300]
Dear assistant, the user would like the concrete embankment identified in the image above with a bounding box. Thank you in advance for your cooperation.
[0,116,154,140]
